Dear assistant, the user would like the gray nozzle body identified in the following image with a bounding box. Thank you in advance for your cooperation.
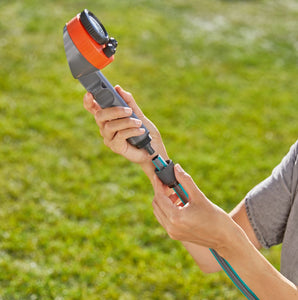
[78,71,152,149]
[63,25,153,151]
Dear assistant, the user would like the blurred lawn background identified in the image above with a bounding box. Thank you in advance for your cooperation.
[0,0,298,299]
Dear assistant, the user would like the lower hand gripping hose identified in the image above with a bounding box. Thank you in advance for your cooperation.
[152,155,259,300]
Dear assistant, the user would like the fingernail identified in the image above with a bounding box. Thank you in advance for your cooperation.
[124,107,132,114]
[175,164,183,173]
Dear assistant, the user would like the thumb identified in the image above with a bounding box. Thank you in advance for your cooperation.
[174,164,201,201]
[83,92,101,115]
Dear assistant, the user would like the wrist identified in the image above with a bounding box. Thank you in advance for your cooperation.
[215,218,250,259]
[140,160,156,185]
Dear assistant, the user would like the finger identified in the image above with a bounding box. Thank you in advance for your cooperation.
[102,117,142,133]
[83,92,101,115]
[94,106,133,127]
[106,127,146,150]
[153,174,180,203]
[174,164,204,201]
[153,174,169,195]
[100,117,143,141]
[152,198,168,228]
[153,175,176,214]
[115,85,145,119]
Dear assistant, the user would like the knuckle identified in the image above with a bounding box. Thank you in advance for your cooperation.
[103,138,111,148]
[83,101,88,110]
[103,123,115,135]
[94,112,103,124]
[103,121,112,130]
[83,94,91,107]
[169,212,177,225]
[152,198,156,208]
[115,106,129,117]
[117,130,126,140]
[110,144,116,152]
[99,122,108,135]
[170,211,183,226]
[169,214,175,224]
[110,144,121,154]
[94,108,100,117]
[167,227,178,240]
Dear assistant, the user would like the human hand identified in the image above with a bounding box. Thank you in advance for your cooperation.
[152,164,237,253]
[83,85,168,165]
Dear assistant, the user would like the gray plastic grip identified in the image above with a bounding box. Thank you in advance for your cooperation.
[79,71,151,148]
[79,71,127,108]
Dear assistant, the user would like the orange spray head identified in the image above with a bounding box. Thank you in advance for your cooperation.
[63,9,118,78]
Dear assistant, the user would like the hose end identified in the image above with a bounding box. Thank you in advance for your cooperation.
[144,143,155,155]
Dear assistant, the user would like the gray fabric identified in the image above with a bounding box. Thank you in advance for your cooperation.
[245,140,298,285]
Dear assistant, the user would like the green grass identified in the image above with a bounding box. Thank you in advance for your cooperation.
[0,0,297,299]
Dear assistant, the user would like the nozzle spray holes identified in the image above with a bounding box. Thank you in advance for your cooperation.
[80,9,109,45]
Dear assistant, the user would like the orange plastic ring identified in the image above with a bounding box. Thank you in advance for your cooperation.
[66,14,114,70]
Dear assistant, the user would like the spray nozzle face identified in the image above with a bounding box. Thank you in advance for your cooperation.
[64,9,118,76]
[80,9,109,45]
[80,9,118,57]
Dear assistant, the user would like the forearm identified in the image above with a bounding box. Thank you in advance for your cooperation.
[141,161,157,186]
[218,223,298,300]
[182,241,222,273]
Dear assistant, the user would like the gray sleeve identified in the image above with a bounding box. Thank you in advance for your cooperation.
[245,140,298,248]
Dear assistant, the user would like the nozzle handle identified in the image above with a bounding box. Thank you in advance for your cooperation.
[79,70,152,149]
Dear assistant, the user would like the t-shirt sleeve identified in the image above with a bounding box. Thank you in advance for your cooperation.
[245,140,298,248]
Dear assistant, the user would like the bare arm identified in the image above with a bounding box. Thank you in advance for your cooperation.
[175,199,262,274]
[83,89,298,298]
[152,165,298,299]
[222,225,298,300]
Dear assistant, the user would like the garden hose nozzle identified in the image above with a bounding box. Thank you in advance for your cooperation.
[63,9,154,154]
[63,8,188,206]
